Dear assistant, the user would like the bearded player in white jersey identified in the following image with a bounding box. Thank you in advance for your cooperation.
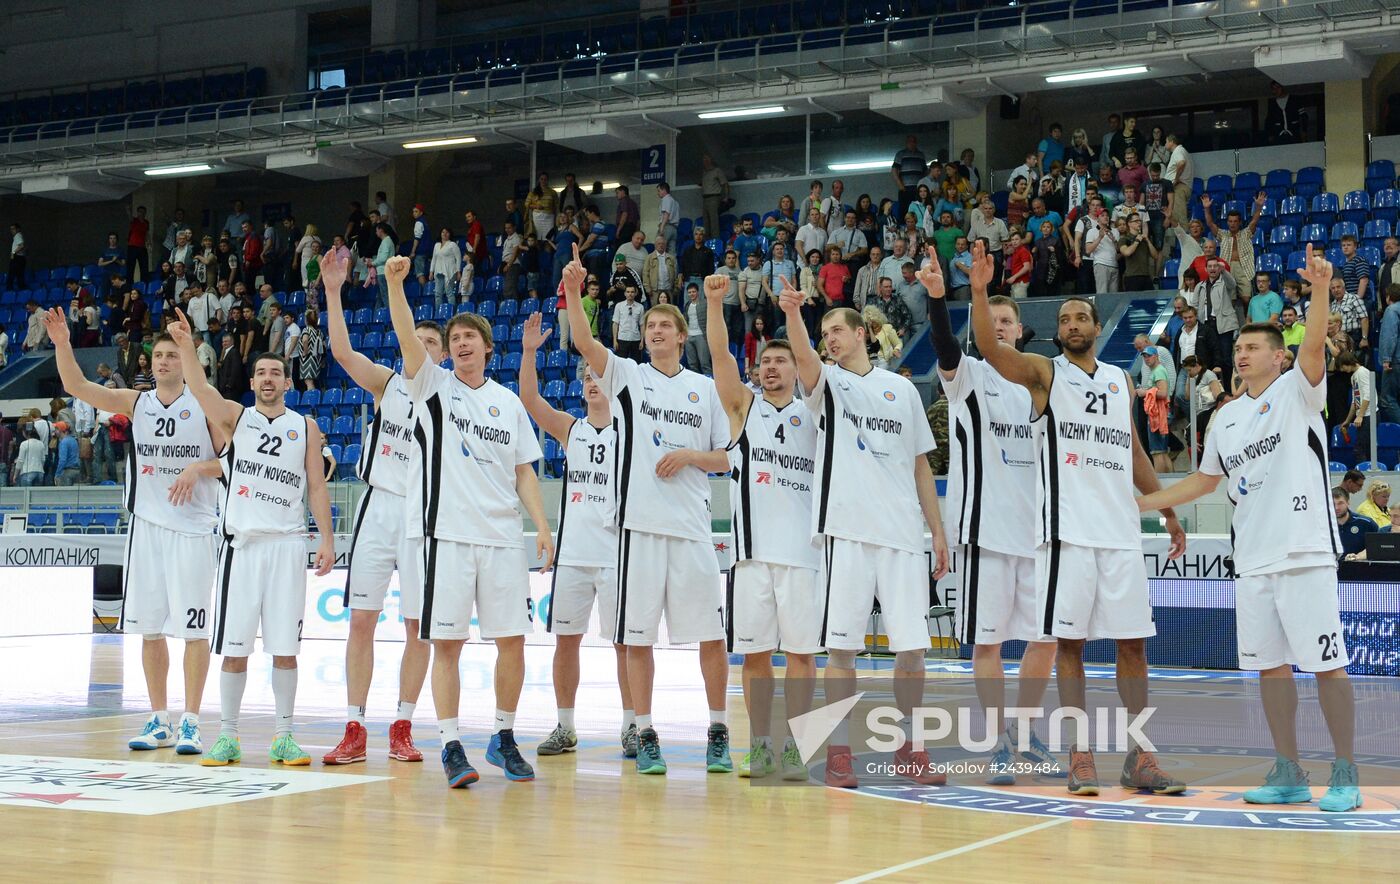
[915,257,1063,784]
[386,256,555,788]
[562,245,734,776]
[702,273,822,780]
[44,309,223,755]
[968,241,1187,796]
[168,310,335,768]
[1137,246,1359,812]
[777,278,950,790]
[318,248,438,765]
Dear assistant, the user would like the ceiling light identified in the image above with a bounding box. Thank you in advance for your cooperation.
[402,135,479,149]
[697,105,786,120]
[828,160,891,172]
[143,163,212,177]
[556,182,621,192]
[1044,65,1149,84]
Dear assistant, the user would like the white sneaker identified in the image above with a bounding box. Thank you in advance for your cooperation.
[129,716,176,750]
[175,718,203,755]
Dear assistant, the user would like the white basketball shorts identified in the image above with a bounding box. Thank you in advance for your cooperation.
[615,529,724,646]
[212,537,308,657]
[1036,540,1155,641]
[344,486,422,620]
[420,538,532,641]
[821,537,931,654]
[547,565,618,639]
[955,544,1048,645]
[727,559,824,655]
[1236,563,1349,672]
[121,516,218,641]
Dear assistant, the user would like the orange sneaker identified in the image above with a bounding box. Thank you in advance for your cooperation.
[894,742,947,786]
[323,721,368,765]
[1120,747,1185,795]
[825,746,858,788]
[1068,749,1099,795]
[388,719,423,762]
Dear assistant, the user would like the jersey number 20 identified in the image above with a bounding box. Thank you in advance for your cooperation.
[154,417,176,438]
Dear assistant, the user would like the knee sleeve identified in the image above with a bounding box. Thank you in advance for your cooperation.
[894,650,925,674]
[826,649,859,669]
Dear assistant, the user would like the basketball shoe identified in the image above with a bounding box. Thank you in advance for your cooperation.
[894,741,946,786]
[128,716,175,750]
[1120,747,1185,795]
[537,725,579,756]
[388,720,423,761]
[1021,731,1067,778]
[636,727,667,775]
[621,723,639,758]
[738,743,775,778]
[706,723,733,773]
[486,729,535,782]
[986,737,1016,786]
[269,734,311,766]
[174,717,203,755]
[825,746,858,788]
[201,735,241,767]
[1319,759,1362,812]
[1243,757,1311,805]
[781,739,808,781]
[441,740,479,788]
[1067,749,1099,795]
[323,722,368,765]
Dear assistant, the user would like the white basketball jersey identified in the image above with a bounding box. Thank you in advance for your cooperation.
[1034,355,1139,550]
[358,373,416,497]
[1201,369,1341,575]
[939,358,1036,559]
[804,363,934,555]
[729,395,820,570]
[556,418,619,569]
[220,407,309,545]
[127,387,219,535]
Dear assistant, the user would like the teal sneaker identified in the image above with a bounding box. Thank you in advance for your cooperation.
[705,723,733,773]
[1243,757,1312,805]
[128,716,175,750]
[1021,730,1067,778]
[781,740,808,781]
[986,738,1016,786]
[269,733,311,766]
[636,727,667,775]
[200,734,241,767]
[174,718,203,755]
[738,744,776,779]
[1319,759,1362,812]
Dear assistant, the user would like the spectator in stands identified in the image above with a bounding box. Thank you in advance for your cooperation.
[1338,350,1375,458]
[1143,127,1171,167]
[1099,113,1121,170]
[680,281,711,374]
[121,286,148,338]
[239,220,263,287]
[96,359,125,390]
[1331,274,1369,352]
[1094,163,1123,208]
[192,233,216,291]
[730,216,763,262]
[1187,236,1229,285]
[870,277,913,341]
[818,244,851,311]
[7,223,25,291]
[261,216,288,291]
[1203,192,1265,301]
[499,219,524,299]
[1134,347,1173,472]
[611,184,639,247]
[915,163,944,200]
[759,242,797,330]
[1358,481,1392,528]
[292,221,321,286]
[1340,469,1366,499]
[1247,272,1284,325]
[796,208,829,261]
[612,283,645,361]
[579,205,611,278]
[264,302,286,357]
[773,194,800,239]
[0,327,7,370]
[1377,285,1400,422]
[1038,123,1066,169]
[14,426,44,487]
[68,288,100,347]
[502,196,523,237]
[656,181,681,254]
[217,333,245,401]
[947,237,973,300]
[1339,234,1372,305]
[878,237,911,286]
[1265,81,1307,144]
[223,200,250,243]
[606,254,645,330]
[615,230,649,277]
[1179,355,1223,450]
[681,227,716,286]
[699,156,729,238]
[644,234,678,303]
[1030,221,1063,297]
[215,236,240,289]
[1060,128,1090,175]
[1004,229,1033,299]
[50,421,79,486]
[742,316,771,371]
[126,205,151,283]
[863,305,902,369]
[1006,178,1032,230]
[131,352,154,392]
[191,331,215,382]
[851,244,883,310]
[1007,151,1041,190]
[558,173,586,217]
[429,228,463,311]
[526,174,558,243]
[1119,215,1157,292]
[463,209,487,271]
[370,222,398,308]
[1164,133,1193,227]
[98,232,126,289]
[1190,259,1238,381]
[1334,486,1378,556]
[376,191,394,227]
[1142,163,1170,272]
[891,134,926,211]
[0,412,11,487]
[162,210,187,262]
[297,307,325,392]
[894,262,926,339]
[1109,116,1146,170]
[1280,303,1306,350]
[1116,148,1149,194]
[1026,199,1063,241]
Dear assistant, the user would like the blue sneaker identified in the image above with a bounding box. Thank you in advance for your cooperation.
[1243,757,1312,805]
[486,729,535,782]
[636,727,667,775]
[1021,730,1067,778]
[174,718,203,755]
[441,740,479,789]
[1319,759,1362,812]
[986,738,1016,786]
[128,716,175,750]
[705,723,733,773]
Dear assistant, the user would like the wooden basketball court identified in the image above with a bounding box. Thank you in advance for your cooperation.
[1,635,1396,881]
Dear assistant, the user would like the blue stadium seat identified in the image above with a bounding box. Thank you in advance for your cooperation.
[1285,250,1308,279]
[1364,219,1393,241]
[497,299,518,321]
[520,297,539,315]
[565,379,584,409]
[353,308,371,326]
[1308,193,1339,227]
[1268,225,1297,257]
[1357,461,1389,472]
[322,388,342,410]
[316,416,331,436]
[347,332,362,350]
[1295,167,1325,200]
[1375,189,1400,225]
[284,389,300,408]
[500,352,523,381]
[475,301,496,319]
[1205,174,1232,201]
[89,512,120,534]
[1277,195,1306,227]
[361,331,382,349]
[1331,221,1359,241]
[542,379,567,405]
[300,389,321,409]
[1256,253,1283,279]
[1366,160,1395,194]
[332,415,354,436]
[343,388,364,408]
[1299,223,1327,247]
[342,443,362,475]
[1329,461,1348,473]
[1341,190,1371,227]
[328,444,343,468]
[62,512,92,533]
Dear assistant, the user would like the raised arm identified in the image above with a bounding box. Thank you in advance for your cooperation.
[321,247,392,398]
[384,255,425,379]
[519,312,575,442]
[1296,244,1332,386]
[560,243,610,378]
[1246,192,1266,233]
[303,420,335,576]
[1199,194,1222,237]
[967,241,1051,394]
[916,259,961,382]
[703,273,751,416]
[168,309,242,436]
[40,309,138,416]
[776,276,821,394]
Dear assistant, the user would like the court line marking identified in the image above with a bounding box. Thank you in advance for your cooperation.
[838,796,1151,881]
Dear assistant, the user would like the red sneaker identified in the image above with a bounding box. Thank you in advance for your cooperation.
[323,721,368,765]
[825,745,858,788]
[894,741,947,786]
[388,719,423,762]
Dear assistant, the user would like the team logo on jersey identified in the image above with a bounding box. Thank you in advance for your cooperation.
[237,485,250,497]
[287,429,299,441]
[1108,382,1121,394]
[856,435,867,451]
[570,492,583,503]
[1259,402,1271,415]
[1064,453,1080,465]
[489,406,501,417]
[380,443,391,456]
[178,409,191,420]
[756,471,773,485]
[883,390,896,401]
[789,415,802,427]
[141,465,155,475]
[460,441,472,459]
[652,430,663,447]
[688,391,700,403]
[1237,476,1250,496]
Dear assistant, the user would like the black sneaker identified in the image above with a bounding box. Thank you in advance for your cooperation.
[486,728,536,782]
[441,740,479,788]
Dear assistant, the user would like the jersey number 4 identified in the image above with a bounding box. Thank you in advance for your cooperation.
[774,424,787,443]
[257,433,283,456]
[154,417,176,438]
[1084,391,1109,415]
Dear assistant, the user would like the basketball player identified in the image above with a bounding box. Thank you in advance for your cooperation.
[915,258,1063,784]
[42,309,222,755]
[1136,245,1359,812]
[966,241,1186,796]
[776,278,950,790]
[317,248,436,765]
[702,273,821,780]
[561,244,733,776]
[517,312,636,758]
[384,256,554,788]
[167,310,335,768]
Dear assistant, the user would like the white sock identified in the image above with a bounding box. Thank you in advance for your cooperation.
[220,670,247,738]
[622,709,636,729]
[636,713,653,731]
[558,708,576,730]
[271,667,297,736]
[180,711,198,725]
[494,709,515,733]
[438,719,460,744]
[397,701,416,722]
[710,709,727,726]
[152,709,169,725]
[347,705,366,726]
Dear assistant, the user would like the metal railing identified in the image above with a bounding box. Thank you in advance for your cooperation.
[1,0,1397,172]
